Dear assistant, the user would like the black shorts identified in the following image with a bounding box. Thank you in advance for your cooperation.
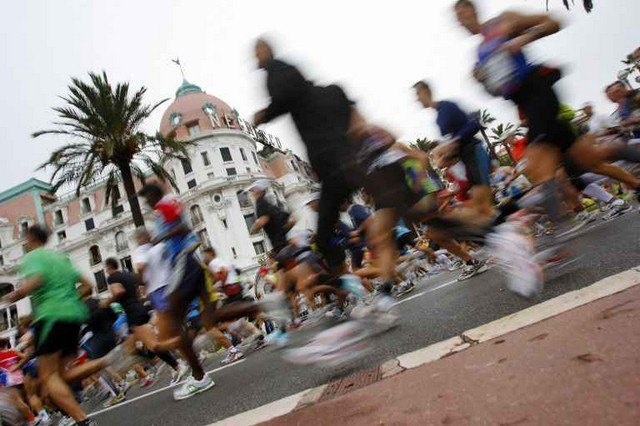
[459,142,491,186]
[86,332,117,359]
[512,73,576,152]
[169,252,207,314]
[366,163,424,214]
[34,321,81,357]
[396,233,416,251]
[125,303,151,329]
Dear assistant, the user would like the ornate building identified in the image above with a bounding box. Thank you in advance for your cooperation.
[0,79,317,344]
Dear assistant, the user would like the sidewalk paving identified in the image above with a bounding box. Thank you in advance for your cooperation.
[262,284,640,426]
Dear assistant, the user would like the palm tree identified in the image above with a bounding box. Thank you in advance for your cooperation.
[34,71,190,227]
[410,138,439,153]
[477,109,498,160]
[544,0,593,12]
[489,123,524,163]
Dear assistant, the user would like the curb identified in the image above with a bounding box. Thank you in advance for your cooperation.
[210,265,640,426]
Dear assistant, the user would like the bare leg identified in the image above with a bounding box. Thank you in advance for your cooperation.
[39,353,87,422]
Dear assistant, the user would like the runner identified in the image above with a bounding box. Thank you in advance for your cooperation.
[413,80,494,221]
[103,258,188,385]
[253,39,363,276]
[248,179,294,255]
[1,225,121,425]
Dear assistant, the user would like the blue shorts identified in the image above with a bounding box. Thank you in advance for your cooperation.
[460,142,490,187]
[149,287,170,312]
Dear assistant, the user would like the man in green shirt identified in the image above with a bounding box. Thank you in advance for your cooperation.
[3,226,102,425]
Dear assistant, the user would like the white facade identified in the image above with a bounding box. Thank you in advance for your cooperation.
[0,82,318,344]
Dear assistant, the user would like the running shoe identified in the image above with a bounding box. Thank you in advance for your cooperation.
[373,293,397,312]
[325,307,348,321]
[170,361,189,385]
[140,376,155,389]
[260,291,291,322]
[602,200,633,220]
[282,322,369,366]
[487,223,544,299]
[575,210,596,224]
[457,260,489,281]
[393,281,415,298]
[264,329,289,347]
[220,348,244,364]
[102,390,126,408]
[173,374,215,401]
[57,416,75,426]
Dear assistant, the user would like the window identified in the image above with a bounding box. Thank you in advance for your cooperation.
[89,245,102,266]
[221,219,228,229]
[197,229,211,248]
[220,147,233,162]
[85,218,95,231]
[94,270,107,293]
[253,241,266,255]
[54,209,64,225]
[57,230,67,243]
[226,168,237,176]
[251,151,258,165]
[112,204,124,217]
[201,152,211,167]
[0,256,3,267]
[246,167,251,174]
[240,148,248,161]
[231,247,237,258]
[115,231,128,252]
[81,198,92,214]
[111,186,121,203]
[237,190,252,208]
[187,179,197,189]
[120,256,133,272]
[190,205,204,226]
[187,123,201,137]
[181,159,193,175]
[291,161,299,172]
[207,172,215,180]
[244,213,256,231]
[19,222,29,239]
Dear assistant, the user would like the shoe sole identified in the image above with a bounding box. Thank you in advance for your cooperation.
[174,381,216,401]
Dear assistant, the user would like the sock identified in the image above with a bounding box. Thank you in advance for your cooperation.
[582,183,614,204]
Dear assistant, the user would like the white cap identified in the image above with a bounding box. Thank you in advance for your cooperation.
[246,179,271,192]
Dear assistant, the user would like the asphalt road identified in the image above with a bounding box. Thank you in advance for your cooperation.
[90,212,640,426]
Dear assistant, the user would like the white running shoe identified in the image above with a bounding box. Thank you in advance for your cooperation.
[374,294,397,312]
[170,361,189,385]
[173,374,215,401]
[220,348,244,364]
[487,222,544,299]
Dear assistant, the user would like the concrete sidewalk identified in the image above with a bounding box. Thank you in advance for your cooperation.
[262,284,640,425]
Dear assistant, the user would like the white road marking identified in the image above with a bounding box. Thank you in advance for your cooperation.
[209,391,307,426]
[89,359,246,417]
[396,279,459,305]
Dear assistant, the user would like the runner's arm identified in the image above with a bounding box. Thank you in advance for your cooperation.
[250,215,270,234]
[2,275,43,303]
[100,282,126,308]
[501,11,561,52]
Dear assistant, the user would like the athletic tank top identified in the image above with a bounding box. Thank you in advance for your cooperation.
[476,17,533,98]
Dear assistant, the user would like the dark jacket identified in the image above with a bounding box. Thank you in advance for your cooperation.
[262,59,355,180]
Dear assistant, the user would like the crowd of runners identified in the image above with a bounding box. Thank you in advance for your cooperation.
[0,1,638,424]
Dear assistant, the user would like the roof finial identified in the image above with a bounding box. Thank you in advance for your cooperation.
[171,57,186,81]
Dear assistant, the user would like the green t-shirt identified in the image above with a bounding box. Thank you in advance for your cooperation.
[20,248,89,328]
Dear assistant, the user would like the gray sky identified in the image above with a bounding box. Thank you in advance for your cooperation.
[1,0,637,189]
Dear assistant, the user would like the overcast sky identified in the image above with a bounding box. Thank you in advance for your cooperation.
[1,0,637,190]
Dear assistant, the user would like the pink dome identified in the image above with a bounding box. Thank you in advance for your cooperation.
[159,80,239,139]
